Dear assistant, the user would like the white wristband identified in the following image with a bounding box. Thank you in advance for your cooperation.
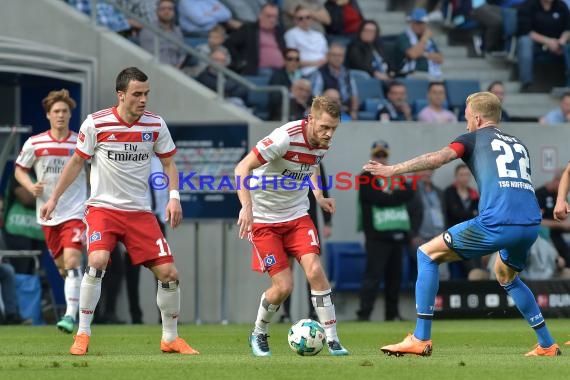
[169,190,180,200]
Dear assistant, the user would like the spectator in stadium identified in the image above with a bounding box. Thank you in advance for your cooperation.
[0,261,28,325]
[139,0,186,69]
[322,88,353,121]
[177,0,239,37]
[311,43,359,120]
[487,81,510,122]
[284,5,329,77]
[377,81,413,122]
[369,91,561,357]
[116,0,159,30]
[283,0,331,32]
[225,3,286,76]
[14,89,88,334]
[196,47,248,109]
[268,48,303,121]
[443,163,489,280]
[324,0,364,40]
[191,24,231,76]
[408,169,449,281]
[288,78,313,120]
[345,20,392,81]
[517,0,570,91]
[356,140,414,322]
[396,8,443,79]
[235,96,349,356]
[540,92,570,124]
[220,0,267,23]
[417,82,457,123]
[68,0,134,37]
[535,169,570,267]
[41,67,198,356]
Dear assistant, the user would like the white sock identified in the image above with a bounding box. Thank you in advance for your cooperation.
[253,292,280,335]
[311,289,339,342]
[157,280,180,342]
[77,267,105,336]
[64,267,82,320]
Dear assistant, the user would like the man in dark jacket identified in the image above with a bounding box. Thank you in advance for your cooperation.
[357,140,415,321]
[225,3,287,75]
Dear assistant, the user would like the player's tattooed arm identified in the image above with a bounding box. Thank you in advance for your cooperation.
[393,147,458,175]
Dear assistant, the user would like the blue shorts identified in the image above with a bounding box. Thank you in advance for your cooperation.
[444,218,539,272]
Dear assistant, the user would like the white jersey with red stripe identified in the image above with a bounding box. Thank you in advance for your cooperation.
[251,119,328,223]
[75,107,176,211]
[15,130,87,226]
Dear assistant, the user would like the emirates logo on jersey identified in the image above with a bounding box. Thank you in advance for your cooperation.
[261,137,273,147]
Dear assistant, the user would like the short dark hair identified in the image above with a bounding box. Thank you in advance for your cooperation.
[454,163,469,175]
[385,80,405,95]
[116,67,148,92]
[486,80,503,92]
[427,81,445,91]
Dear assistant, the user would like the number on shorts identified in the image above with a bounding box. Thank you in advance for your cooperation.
[155,238,172,257]
[491,139,531,181]
[308,229,319,247]
[71,228,83,243]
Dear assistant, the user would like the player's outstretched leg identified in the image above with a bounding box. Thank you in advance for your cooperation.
[501,276,561,356]
[249,292,279,357]
[311,289,349,356]
[70,267,104,355]
[57,267,82,334]
[157,280,199,355]
[565,341,570,346]
[381,248,437,357]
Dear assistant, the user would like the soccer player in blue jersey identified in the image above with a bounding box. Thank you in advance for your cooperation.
[364,91,561,357]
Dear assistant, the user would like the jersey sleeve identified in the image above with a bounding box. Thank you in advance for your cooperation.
[15,137,35,170]
[154,119,176,158]
[75,115,96,159]
[450,132,475,160]
[252,128,289,164]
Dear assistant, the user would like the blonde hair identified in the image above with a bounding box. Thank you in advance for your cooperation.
[465,91,501,123]
[42,89,76,113]
[311,95,340,120]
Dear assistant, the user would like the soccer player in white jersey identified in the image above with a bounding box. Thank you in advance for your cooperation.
[235,96,349,357]
[14,89,87,334]
[40,67,198,356]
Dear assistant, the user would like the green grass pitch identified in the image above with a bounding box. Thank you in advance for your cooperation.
[1,319,569,380]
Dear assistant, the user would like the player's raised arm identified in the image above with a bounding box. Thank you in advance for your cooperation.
[160,155,182,228]
[363,146,458,177]
[554,162,570,221]
[40,152,86,220]
[234,151,264,239]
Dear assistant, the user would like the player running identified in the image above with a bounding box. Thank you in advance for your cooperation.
[41,67,198,356]
[15,89,87,334]
[366,92,561,357]
[235,96,349,357]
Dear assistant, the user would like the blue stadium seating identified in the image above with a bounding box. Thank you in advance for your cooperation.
[354,77,384,118]
[349,69,371,81]
[325,242,414,292]
[358,98,386,120]
[444,79,480,112]
[244,75,270,120]
[400,77,430,105]
[502,7,518,62]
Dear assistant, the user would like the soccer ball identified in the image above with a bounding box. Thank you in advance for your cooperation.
[287,319,326,356]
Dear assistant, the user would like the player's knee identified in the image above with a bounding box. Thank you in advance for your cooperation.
[494,268,516,285]
[273,280,293,298]
[156,266,178,283]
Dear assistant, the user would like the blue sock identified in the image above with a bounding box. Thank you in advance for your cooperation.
[502,276,554,348]
[413,248,439,341]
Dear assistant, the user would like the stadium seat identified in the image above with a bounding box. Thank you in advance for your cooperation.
[400,77,430,105]
[444,79,480,112]
[244,75,270,120]
[359,98,386,120]
[349,69,371,80]
[184,37,208,48]
[354,77,384,117]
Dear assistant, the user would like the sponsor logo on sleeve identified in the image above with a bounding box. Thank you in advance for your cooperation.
[261,137,273,147]
[78,131,85,143]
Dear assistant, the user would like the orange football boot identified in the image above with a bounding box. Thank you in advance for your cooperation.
[381,333,433,357]
[70,333,90,356]
[525,343,561,357]
[161,337,199,355]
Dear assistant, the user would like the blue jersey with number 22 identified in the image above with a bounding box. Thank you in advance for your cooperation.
[451,127,541,227]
